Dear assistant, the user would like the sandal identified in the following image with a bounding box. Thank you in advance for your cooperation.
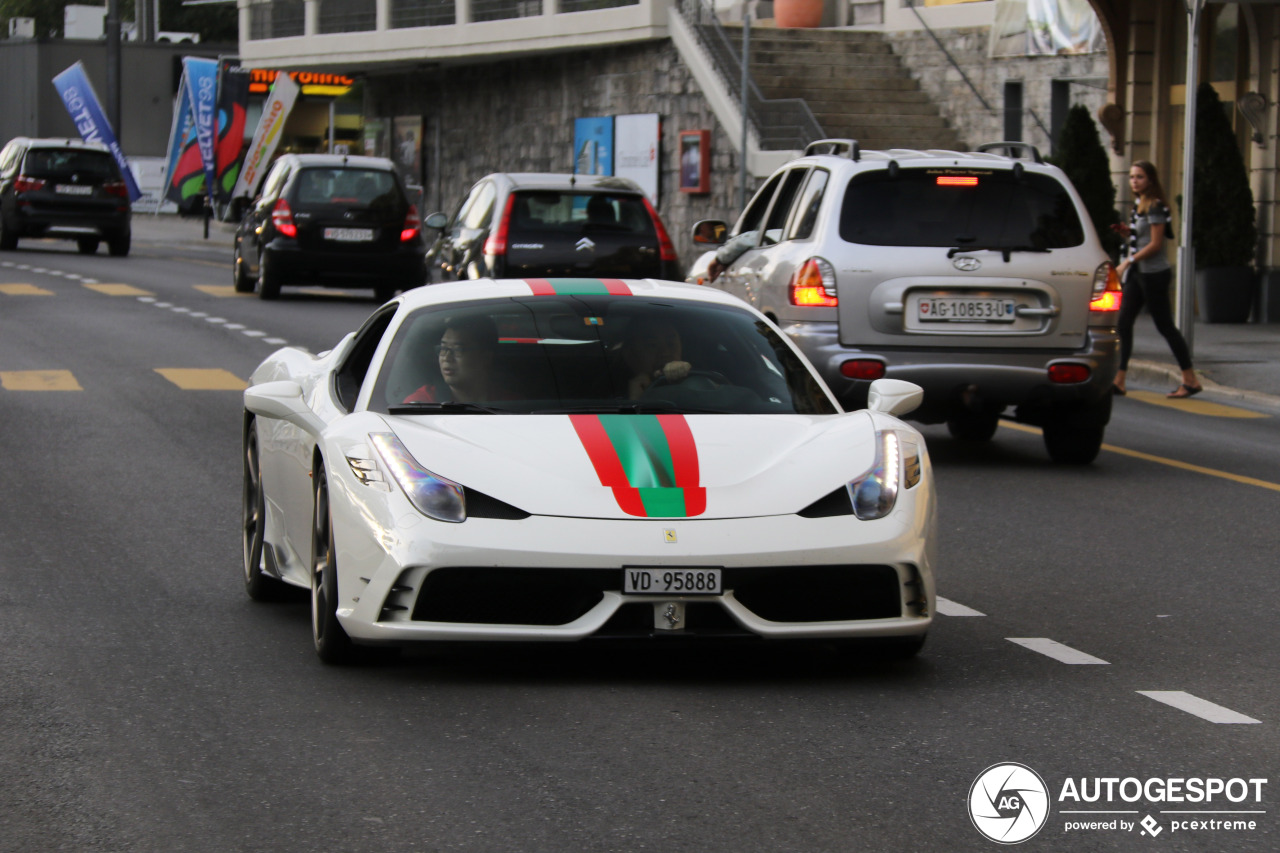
[1167,383,1203,399]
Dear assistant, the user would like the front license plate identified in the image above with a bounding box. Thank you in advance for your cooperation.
[624,568,722,595]
[56,184,93,195]
[918,297,1016,322]
[324,227,374,242]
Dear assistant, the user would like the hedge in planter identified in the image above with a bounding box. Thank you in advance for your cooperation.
[1052,104,1122,260]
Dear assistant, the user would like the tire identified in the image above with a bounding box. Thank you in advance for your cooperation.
[0,214,17,250]
[233,239,254,293]
[77,237,99,255]
[1043,422,1105,465]
[257,250,281,300]
[107,229,130,257]
[946,409,1000,442]
[242,419,286,601]
[311,468,356,663]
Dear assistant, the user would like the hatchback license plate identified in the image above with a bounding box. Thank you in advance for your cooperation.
[918,297,1015,322]
[624,568,722,595]
[324,227,374,242]
[56,184,93,195]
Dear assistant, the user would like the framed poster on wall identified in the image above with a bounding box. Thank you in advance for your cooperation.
[614,113,660,202]
[573,116,615,177]
[393,115,423,187]
[679,130,710,194]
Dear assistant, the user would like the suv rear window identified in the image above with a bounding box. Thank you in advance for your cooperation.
[23,149,117,180]
[839,169,1084,249]
[509,191,655,239]
[293,168,400,207]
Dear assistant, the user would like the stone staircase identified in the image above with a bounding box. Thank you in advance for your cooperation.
[737,25,964,152]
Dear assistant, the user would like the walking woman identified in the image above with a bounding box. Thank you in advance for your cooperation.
[1111,160,1202,398]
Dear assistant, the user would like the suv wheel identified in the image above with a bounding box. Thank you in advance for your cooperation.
[1043,422,1105,464]
[106,229,130,257]
[257,250,281,300]
[0,215,16,250]
[77,237,99,255]
[946,409,1000,442]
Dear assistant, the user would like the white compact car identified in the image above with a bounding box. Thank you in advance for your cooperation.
[241,277,937,663]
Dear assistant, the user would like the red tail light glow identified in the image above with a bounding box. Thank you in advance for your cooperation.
[14,176,46,193]
[271,198,297,238]
[1048,363,1091,384]
[401,203,421,242]
[1090,262,1123,312]
[642,197,679,262]
[103,181,129,199]
[936,176,979,187]
[788,258,838,307]
[840,359,886,380]
[484,194,517,257]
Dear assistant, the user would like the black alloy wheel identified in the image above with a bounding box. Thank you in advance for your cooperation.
[311,468,355,663]
[242,420,284,600]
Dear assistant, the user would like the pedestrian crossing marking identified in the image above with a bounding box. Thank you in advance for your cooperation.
[1128,390,1267,418]
[194,285,251,297]
[85,283,153,297]
[0,370,82,391]
[154,368,247,390]
[0,284,54,296]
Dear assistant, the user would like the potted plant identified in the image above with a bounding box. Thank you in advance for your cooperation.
[775,0,824,28]
[1051,104,1122,260]
[1192,82,1258,323]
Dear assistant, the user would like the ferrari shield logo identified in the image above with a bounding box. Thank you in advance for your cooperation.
[664,529,677,543]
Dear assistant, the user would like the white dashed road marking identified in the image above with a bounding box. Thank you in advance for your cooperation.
[1137,691,1261,724]
[1007,638,1109,665]
[936,597,986,617]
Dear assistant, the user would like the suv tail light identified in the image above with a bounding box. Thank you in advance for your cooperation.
[1089,261,1122,313]
[103,180,129,199]
[271,198,297,238]
[1048,363,1091,383]
[14,176,45,193]
[788,258,838,307]
[642,197,678,262]
[840,359,886,380]
[483,194,517,257]
[401,204,421,243]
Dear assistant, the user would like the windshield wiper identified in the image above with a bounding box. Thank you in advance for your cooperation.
[946,245,1052,262]
[387,401,511,415]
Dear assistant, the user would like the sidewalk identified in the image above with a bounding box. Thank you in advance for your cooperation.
[130,210,236,250]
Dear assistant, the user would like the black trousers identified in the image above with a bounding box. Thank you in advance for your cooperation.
[1118,267,1193,371]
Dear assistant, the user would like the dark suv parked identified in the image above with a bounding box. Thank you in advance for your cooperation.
[0,137,132,255]
[233,154,426,301]
[426,173,679,282]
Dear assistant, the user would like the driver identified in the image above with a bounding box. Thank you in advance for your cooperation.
[621,317,691,399]
[404,315,503,403]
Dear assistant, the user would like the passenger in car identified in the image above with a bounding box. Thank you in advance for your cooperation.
[404,315,507,403]
[620,317,692,398]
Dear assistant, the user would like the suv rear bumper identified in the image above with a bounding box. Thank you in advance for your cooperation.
[265,240,426,288]
[783,319,1120,424]
[10,204,129,236]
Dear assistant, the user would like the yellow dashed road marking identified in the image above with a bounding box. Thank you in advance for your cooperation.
[0,284,54,296]
[154,368,247,390]
[194,285,250,297]
[1000,421,1280,494]
[1128,390,1267,418]
[84,283,153,297]
[0,370,82,391]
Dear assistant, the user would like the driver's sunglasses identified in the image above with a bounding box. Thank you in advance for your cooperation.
[434,344,472,357]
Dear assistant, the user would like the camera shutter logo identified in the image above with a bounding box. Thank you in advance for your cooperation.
[969,763,1050,844]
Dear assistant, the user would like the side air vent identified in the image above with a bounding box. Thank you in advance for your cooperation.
[466,489,531,520]
[798,486,853,518]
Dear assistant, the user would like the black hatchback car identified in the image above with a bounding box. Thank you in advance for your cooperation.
[233,154,426,301]
[426,173,680,282]
[0,137,132,255]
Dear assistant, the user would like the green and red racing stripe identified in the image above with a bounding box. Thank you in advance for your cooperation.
[525,278,632,296]
[569,413,706,517]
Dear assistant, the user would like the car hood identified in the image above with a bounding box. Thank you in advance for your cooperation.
[378,413,878,520]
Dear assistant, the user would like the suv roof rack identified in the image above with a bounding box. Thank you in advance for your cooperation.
[975,142,1043,163]
[805,139,861,161]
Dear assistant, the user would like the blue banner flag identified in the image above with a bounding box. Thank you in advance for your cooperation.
[183,57,220,201]
[51,61,142,202]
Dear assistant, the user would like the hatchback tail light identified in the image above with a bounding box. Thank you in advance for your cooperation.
[788,258,838,307]
[642,197,679,263]
[1089,261,1122,312]
[14,176,45,193]
[401,204,421,243]
[483,194,517,257]
[271,198,297,238]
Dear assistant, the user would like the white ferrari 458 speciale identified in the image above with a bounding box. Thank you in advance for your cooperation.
[241,277,936,662]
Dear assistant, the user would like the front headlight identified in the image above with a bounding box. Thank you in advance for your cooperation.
[364,432,466,523]
[847,430,921,520]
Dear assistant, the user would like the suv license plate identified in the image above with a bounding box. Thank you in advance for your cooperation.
[324,227,374,242]
[624,568,722,595]
[56,184,93,195]
[918,297,1016,322]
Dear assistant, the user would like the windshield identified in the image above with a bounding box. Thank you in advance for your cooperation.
[293,167,401,208]
[509,191,656,239]
[370,295,837,415]
[23,149,118,181]
[839,168,1084,249]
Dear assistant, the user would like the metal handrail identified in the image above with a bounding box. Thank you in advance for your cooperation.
[674,0,823,151]
[906,0,995,116]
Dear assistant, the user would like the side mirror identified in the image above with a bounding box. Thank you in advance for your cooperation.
[691,219,728,245]
[866,379,923,418]
[244,380,326,435]
[424,211,449,230]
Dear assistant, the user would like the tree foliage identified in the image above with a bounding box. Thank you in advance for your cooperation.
[0,1,236,43]
[1191,82,1257,269]
[1051,103,1122,260]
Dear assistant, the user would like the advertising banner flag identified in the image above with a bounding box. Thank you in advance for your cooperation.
[183,57,220,201]
[214,63,251,205]
[50,61,143,201]
[231,71,300,201]
[161,72,207,210]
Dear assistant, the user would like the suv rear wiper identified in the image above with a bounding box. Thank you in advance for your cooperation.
[947,245,1052,262]
[387,401,512,415]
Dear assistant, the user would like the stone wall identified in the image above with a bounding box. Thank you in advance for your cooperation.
[364,40,757,273]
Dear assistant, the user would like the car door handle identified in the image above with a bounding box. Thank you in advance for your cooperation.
[1015,305,1059,317]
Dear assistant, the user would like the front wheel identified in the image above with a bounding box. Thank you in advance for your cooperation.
[311,468,355,663]
[1043,423,1105,464]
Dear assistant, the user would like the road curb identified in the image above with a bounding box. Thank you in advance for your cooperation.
[1126,358,1280,410]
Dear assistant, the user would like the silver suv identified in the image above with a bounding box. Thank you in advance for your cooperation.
[689,140,1122,464]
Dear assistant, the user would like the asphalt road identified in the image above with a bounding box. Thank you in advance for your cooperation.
[0,235,1276,852]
